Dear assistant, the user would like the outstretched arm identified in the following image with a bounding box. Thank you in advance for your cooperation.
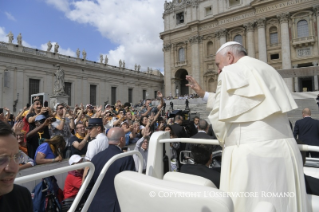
[185,75,205,98]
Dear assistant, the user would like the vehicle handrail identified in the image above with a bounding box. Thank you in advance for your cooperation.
[14,162,95,212]
[81,150,143,212]
[298,144,319,152]
[160,138,220,145]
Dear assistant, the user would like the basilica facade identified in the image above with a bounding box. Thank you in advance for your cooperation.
[161,0,319,96]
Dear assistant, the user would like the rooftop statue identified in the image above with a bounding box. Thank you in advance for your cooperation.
[100,54,103,63]
[123,60,125,68]
[105,55,108,64]
[7,31,14,44]
[17,33,22,46]
[119,60,122,68]
[54,43,59,53]
[47,41,52,51]
[82,49,87,60]
[76,48,80,58]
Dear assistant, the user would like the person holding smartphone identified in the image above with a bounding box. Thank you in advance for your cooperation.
[50,103,75,158]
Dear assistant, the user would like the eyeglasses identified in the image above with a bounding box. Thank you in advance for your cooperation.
[58,107,64,110]
[0,152,23,167]
[15,134,25,138]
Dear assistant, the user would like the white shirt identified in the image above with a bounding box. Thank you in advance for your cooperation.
[85,133,109,161]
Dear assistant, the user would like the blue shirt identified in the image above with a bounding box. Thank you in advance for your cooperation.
[34,143,55,163]
[125,132,131,146]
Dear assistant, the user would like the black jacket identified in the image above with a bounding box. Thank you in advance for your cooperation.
[186,132,222,152]
[180,164,220,188]
[293,117,319,146]
[83,145,135,212]
[293,117,319,157]
[170,123,187,138]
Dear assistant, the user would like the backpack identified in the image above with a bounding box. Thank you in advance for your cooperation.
[31,176,62,212]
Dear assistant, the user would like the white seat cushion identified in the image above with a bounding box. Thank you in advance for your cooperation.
[163,172,217,188]
[115,171,234,212]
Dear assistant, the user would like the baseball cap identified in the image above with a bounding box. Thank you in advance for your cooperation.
[54,103,64,111]
[86,118,103,129]
[69,154,83,165]
[105,104,111,109]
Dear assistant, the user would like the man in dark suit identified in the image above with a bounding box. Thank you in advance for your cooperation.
[180,145,220,188]
[170,115,187,169]
[293,108,319,158]
[82,127,135,212]
[186,119,221,152]
[170,115,187,138]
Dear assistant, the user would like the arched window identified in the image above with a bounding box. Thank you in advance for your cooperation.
[207,41,214,56]
[234,35,243,45]
[179,48,185,62]
[269,26,278,45]
[297,20,309,38]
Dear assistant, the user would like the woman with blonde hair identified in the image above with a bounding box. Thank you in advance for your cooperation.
[34,135,66,165]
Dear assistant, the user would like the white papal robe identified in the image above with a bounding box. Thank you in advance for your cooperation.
[206,56,310,212]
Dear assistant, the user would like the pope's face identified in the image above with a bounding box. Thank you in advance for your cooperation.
[215,52,234,74]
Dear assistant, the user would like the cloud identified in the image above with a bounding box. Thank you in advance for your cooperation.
[45,0,164,72]
[45,0,70,13]
[4,12,16,21]
[40,42,76,57]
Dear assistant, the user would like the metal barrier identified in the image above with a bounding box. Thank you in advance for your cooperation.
[81,150,143,212]
[298,144,319,153]
[15,162,95,212]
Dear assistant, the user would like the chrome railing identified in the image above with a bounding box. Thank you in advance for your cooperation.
[81,150,143,211]
[15,162,95,212]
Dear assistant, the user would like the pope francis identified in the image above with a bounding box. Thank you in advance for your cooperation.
[186,42,309,212]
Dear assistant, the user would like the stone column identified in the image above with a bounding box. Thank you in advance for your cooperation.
[218,0,224,13]
[257,18,267,62]
[277,13,293,91]
[189,35,202,86]
[217,29,227,46]
[293,65,299,92]
[313,62,319,91]
[314,6,319,55]
[243,22,255,57]
[163,43,172,97]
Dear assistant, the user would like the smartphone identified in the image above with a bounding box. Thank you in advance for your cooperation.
[51,118,56,122]
[43,101,49,117]
[0,108,3,114]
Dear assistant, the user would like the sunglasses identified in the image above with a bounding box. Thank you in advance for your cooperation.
[0,152,23,167]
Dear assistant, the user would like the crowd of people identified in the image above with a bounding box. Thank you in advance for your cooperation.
[0,89,223,211]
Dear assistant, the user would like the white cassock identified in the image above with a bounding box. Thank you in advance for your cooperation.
[205,56,310,212]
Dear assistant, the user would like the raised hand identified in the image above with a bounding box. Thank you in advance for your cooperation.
[157,91,163,98]
[185,75,205,97]
[13,121,24,133]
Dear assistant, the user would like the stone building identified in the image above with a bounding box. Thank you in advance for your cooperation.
[161,0,319,96]
[0,42,163,112]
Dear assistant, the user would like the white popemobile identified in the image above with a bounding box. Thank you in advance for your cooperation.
[15,131,319,212]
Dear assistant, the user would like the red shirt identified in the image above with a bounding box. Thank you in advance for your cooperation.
[63,172,82,200]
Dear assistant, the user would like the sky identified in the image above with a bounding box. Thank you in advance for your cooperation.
[0,0,165,72]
